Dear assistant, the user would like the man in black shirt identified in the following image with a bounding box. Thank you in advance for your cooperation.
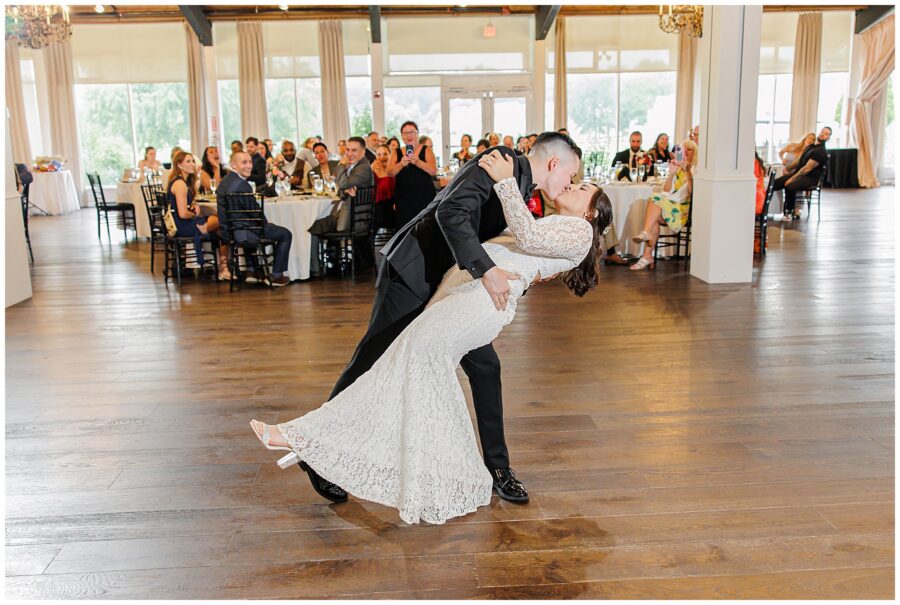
[774,126,831,220]
[245,137,267,190]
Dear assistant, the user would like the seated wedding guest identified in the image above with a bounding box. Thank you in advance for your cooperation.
[307,142,339,187]
[230,140,244,154]
[337,139,349,165]
[277,140,309,190]
[754,151,767,254]
[779,132,815,172]
[488,132,501,147]
[647,133,672,165]
[372,143,396,229]
[163,146,184,169]
[454,134,474,164]
[138,147,161,173]
[365,131,380,163]
[502,135,515,148]
[611,131,644,181]
[527,133,538,148]
[630,139,697,270]
[387,136,401,157]
[217,150,293,286]
[244,137,267,190]
[309,137,373,274]
[388,121,436,227]
[378,135,388,146]
[476,138,490,154]
[774,126,830,221]
[199,146,228,194]
[516,136,528,154]
[167,150,229,279]
[264,138,275,156]
[690,125,699,144]
[419,135,433,149]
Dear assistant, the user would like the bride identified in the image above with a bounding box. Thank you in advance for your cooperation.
[251,150,613,524]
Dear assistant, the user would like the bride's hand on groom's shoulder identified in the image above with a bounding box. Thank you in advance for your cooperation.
[478,150,514,183]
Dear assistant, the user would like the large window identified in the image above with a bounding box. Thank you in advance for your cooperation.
[755,74,793,163]
[384,86,443,154]
[217,80,241,149]
[550,15,677,158]
[385,16,532,74]
[69,22,189,181]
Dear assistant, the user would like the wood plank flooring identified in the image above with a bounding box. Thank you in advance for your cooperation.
[6,188,894,599]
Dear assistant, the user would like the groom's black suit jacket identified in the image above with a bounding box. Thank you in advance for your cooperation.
[380,146,534,302]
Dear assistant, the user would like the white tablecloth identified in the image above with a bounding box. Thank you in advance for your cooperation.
[196,195,335,281]
[263,196,335,280]
[115,181,152,238]
[29,171,80,215]
[602,182,652,256]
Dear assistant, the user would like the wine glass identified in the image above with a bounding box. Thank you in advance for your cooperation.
[326,176,337,195]
[629,166,637,183]
[638,163,646,182]
[614,161,623,181]
[209,179,217,195]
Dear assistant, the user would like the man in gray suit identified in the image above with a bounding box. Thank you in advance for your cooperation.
[306,142,340,189]
[308,137,373,275]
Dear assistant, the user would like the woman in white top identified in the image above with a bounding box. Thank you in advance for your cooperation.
[137,147,161,174]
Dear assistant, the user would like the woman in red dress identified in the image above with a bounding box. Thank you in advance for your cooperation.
[372,144,396,229]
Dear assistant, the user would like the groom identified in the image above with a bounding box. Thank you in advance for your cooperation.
[300,132,582,504]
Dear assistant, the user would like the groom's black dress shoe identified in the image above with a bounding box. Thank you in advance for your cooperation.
[298,461,348,503]
[491,468,529,503]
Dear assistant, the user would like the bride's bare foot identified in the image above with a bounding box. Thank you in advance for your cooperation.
[250,419,290,448]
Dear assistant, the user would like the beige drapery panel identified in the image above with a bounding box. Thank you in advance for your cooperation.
[788,13,822,142]
[185,23,209,155]
[43,39,83,193]
[849,14,894,188]
[553,16,567,130]
[237,21,268,139]
[674,30,697,144]
[318,20,350,147]
[5,41,32,165]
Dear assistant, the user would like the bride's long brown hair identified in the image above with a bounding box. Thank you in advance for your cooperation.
[562,187,613,297]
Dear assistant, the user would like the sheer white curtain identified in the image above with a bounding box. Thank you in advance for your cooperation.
[185,23,209,155]
[848,14,894,188]
[317,20,350,147]
[788,12,823,142]
[43,39,83,193]
[553,16,567,130]
[674,30,697,144]
[237,21,268,139]
[5,41,32,164]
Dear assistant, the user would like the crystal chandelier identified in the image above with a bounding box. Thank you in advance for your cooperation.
[658,5,703,38]
[5,5,72,50]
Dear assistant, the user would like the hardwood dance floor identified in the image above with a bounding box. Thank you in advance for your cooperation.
[6,188,894,599]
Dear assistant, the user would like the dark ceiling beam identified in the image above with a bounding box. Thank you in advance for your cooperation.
[179,5,212,46]
[535,5,560,40]
[369,5,381,44]
[854,4,894,34]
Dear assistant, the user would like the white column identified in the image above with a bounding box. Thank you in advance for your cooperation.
[532,39,546,134]
[202,45,221,148]
[6,117,32,307]
[371,41,385,133]
[690,5,761,284]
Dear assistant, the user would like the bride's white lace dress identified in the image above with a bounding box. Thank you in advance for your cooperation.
[277,178,593,524]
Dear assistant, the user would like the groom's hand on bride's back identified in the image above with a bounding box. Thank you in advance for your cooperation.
[483,266,520,311]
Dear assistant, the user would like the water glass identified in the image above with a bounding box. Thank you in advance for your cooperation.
[629,166,637,182]
[313,177,324,195]
[638,164,646,182]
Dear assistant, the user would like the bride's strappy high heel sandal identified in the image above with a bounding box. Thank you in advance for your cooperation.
[250,420,300,469]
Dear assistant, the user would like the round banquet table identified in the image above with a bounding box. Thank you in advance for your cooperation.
[29,170,81,215]
[196,194,335,281]
[602,181,682,258]
[115,181,152,238]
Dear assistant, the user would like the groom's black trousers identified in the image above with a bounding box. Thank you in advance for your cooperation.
[328,261,510,470]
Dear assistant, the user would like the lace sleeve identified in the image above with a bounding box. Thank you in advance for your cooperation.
[493,178,594,264]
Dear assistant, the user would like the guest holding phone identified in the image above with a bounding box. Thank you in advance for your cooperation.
[388,120,437,227]
[630,139,697,271]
